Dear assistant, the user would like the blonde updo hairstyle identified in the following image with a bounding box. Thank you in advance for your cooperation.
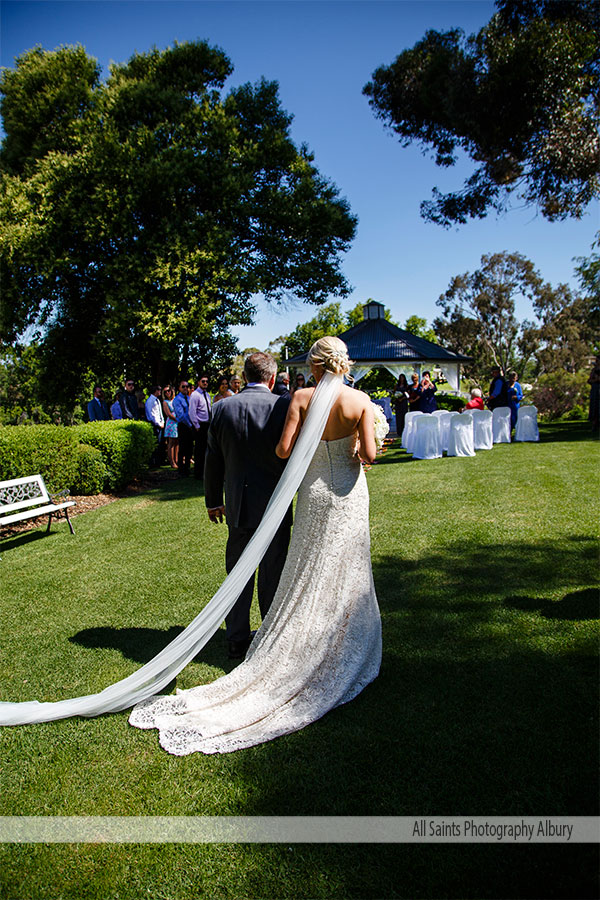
[307,336,352,377]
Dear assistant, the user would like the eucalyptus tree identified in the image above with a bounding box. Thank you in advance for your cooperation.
[364,0,599,226]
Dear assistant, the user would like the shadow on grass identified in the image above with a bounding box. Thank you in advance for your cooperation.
[0,529,58,555]
[504,588,599,620]
[69,624,238,672]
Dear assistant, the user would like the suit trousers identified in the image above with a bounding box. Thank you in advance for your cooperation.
[194,421,210,479]
[224,518,291,642]
[177,423,194,476]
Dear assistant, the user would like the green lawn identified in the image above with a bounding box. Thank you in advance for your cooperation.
[1,422,598,899]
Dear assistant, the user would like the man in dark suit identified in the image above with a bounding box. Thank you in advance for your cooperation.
[87,386,110,421]
[205,352,292,659]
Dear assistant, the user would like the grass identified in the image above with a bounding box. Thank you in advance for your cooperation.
[0,422,598,899]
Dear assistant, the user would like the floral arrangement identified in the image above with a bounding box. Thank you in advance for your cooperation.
[372,402,390,451]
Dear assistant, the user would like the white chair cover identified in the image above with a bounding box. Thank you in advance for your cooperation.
[515,405,540,442]
[447,413,475,457]
[492,406,511,444]
[411,414,442,459]
[436,410,453,452]
[401,411,424,452]
[471,409,493,450]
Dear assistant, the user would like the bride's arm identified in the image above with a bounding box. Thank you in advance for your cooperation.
[276,391,307,458]
[356,401,377,465]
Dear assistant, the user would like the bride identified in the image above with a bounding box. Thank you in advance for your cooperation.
[0,337,382,754]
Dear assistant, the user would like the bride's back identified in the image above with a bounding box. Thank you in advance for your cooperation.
[300,384,370,441]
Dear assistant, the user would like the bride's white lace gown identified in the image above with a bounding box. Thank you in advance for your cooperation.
[129,434,381,755]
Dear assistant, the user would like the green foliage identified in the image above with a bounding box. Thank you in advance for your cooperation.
[528,371,590,420]
[404,315,436,343]
[0,424,79,491]
[435,393,465,412]
[73,421,155,490]
[363,0,600,225]
[355,367,397,395]
[71,443,107,495]
[282,302,348,358]
[434,250,595,381]
[283,300,393,359]
[1,42,356,400]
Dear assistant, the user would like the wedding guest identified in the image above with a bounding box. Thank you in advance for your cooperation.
[189,374,212,479]
[87,385,110,421]
[230,375,242,394]
[462,388,485,412]
[120,379,139,419]
[487,366,509,410]
[393,374,410,435]
[507,371,524,429]
[173,380,194,477]
[408,372,421,410]
[419,371,438,413]
[110,391,124,420]
[291,373,306,394]
[273,372,290,396]
[145,385,166,466]
[213,376,233,405]
[162,386,179,468]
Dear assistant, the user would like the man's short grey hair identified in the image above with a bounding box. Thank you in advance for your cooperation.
[276,372,289,384]
[244,352,277,384]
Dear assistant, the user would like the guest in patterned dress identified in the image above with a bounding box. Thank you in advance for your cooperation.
[162,386,179,469]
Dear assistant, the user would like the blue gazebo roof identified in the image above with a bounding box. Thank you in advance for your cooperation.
[285,301,471,366]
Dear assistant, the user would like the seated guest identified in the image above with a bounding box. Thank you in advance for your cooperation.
[507,371,523,429]
[419,371,438,413]
[87,385,110,421]
[145,385,165,466]
[462,388,485,412]
[213,376,233,405]
[111,391,123,419]
[272,372,290,396]
[162,386,179,468]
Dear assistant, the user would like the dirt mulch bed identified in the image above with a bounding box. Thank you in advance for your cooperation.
[1,468,180,536]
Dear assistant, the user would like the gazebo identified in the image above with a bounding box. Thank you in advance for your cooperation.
[285,301,471,392]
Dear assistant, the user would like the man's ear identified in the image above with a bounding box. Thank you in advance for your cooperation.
[267,373,276,391]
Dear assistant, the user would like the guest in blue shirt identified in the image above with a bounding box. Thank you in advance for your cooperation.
[173,380,194,477]
[507,370,523,430]
[419,371,438,413]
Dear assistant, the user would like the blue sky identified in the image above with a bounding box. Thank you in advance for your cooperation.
[2,0,598,351]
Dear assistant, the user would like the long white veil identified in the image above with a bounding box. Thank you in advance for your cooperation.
[0,372,343,726]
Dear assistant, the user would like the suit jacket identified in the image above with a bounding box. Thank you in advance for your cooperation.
[204,386,291,530]
[87,398,110,421]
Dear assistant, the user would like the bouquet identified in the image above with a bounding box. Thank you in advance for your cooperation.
[372,402,390,451]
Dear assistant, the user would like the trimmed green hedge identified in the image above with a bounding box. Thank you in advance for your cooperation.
[0,425,79,492]
[71,443,107,495]
[0,420,155,494]
[73,420,155,490]
[436,393,465,412]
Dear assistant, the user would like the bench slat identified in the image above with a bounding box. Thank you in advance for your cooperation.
[0,501,75,526]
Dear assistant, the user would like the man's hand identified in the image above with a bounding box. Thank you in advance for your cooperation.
[207,506,226,524]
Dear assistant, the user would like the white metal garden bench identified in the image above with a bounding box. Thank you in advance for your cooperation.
[0,475,76,537]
